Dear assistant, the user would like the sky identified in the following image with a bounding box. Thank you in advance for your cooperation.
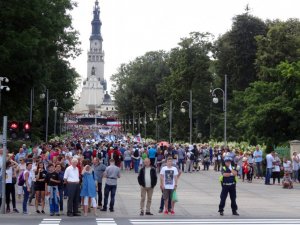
[69,0,300,94]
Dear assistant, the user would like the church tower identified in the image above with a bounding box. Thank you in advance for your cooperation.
[74,0,110,114]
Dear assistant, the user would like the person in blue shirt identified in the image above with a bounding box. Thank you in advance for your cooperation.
[148,145,157,167]
[253,146,263,179]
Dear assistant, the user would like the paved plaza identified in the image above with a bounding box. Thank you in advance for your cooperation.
[1,169,300,224]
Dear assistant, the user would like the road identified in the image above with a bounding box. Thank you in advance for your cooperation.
[1,168,300,224]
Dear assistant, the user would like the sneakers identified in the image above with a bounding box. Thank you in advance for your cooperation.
[164,210,168,215]
[36,210,41,214]
[50,213,54,216]
[170,210,175,215]
[140,211,144,216]
[219,211,224,216]
[158,209,163,213]
[41,210,45,214]
[145,212,154,215]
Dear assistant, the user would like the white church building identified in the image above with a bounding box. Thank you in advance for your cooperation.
[74,0,116,116]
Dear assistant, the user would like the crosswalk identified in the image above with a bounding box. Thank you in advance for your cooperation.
[36,218,300,225]
[39,218,61,225]
[96,218,117,225]
[129,219,300,225]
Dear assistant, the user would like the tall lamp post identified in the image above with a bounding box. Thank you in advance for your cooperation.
[155,104,164,142]
[211,74,227,146]
[0,77,10,107]
[180,90,193,144]
[47,99,58,139]
[161,101,173,144]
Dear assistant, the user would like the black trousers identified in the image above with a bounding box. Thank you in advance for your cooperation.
[97,182,103,206]
[6,183,16,210]
[67,183,80,214]
[218,184,238,212]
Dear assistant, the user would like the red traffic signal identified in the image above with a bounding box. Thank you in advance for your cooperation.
[23,121,31,131]
[9,121,19,130]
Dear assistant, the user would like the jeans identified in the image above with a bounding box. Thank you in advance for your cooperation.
[293,170,299,182]
[178,159,185,172]
[23,186,30,213]
[97,182,103,206]
[124,160,131,169]
[265,168,273,184]
[256,162,262,177]
[133,159,140,173]
[58,188,64,211]
[49,186,59,213]
[103,184,117,210]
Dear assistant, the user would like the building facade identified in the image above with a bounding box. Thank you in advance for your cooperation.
[74,0,116,116]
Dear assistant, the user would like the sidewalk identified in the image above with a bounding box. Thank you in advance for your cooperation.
[2,168,300,219]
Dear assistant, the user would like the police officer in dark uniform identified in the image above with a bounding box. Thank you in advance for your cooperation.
[218,157,239,216]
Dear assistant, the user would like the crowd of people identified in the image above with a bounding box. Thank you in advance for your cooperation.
[0,127,298,217]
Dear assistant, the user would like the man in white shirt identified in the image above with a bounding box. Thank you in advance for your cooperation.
[64,158,80,217]
[265,151,275,185]
[160,157,179,215]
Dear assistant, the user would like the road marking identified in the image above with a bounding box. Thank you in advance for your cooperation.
[96,218,117,225]
[39,218,61,225]
[129,219,300,225]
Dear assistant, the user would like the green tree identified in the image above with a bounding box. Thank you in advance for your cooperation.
[159,32,213,141]
[0,0,80,139]
[236,61,300,145]
[111,51,170,137]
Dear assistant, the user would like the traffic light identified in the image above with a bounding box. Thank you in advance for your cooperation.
[23,121,31,139]
[9,121,19,139]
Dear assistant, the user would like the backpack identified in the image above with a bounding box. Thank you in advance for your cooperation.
[18,171,25,186]
[133,149,139,157]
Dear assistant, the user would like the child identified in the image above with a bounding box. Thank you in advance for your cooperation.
[247,162,254,183]
[80,164,97,216]
[242,157,249,182]
[282,172,293,189]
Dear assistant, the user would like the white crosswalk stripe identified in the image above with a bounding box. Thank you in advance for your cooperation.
[39,218,61,225]
[129,219,300,225]
[96,218,117,225]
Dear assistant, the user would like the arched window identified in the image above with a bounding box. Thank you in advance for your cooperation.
[92,56,95,61]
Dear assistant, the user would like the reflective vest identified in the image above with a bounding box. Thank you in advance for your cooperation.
[219,166,238,184]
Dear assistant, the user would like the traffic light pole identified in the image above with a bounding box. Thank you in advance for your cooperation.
[1,116,8,214]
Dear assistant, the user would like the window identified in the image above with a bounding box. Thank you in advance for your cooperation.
[92,56,95,61]
[96,56,99,61]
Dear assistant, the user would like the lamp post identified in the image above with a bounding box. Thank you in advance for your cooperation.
[155,104,165,142]
[211,74,227,146]
[181,90,193,144]
[0,77,10,107]
[47,99,58,139]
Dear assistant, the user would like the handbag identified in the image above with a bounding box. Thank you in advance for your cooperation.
[172,190,178,202]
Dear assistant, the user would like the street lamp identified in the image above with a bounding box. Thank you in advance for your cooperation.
[0,76,10,107]
[158,101,173,143]
[211,74,228,146]
[180,90,193,144]
[47,99,58,139]
[155,104,164,141]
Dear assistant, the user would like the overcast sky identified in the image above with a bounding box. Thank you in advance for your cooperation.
[69,0,300,93]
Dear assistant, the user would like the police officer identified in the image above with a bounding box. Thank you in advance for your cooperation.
[218,157,239,216]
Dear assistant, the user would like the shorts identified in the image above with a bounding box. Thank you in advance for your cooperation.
[163,189,174,200]
[35,183,46,191]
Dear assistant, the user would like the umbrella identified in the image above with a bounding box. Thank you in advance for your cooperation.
[158,141,169,147]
